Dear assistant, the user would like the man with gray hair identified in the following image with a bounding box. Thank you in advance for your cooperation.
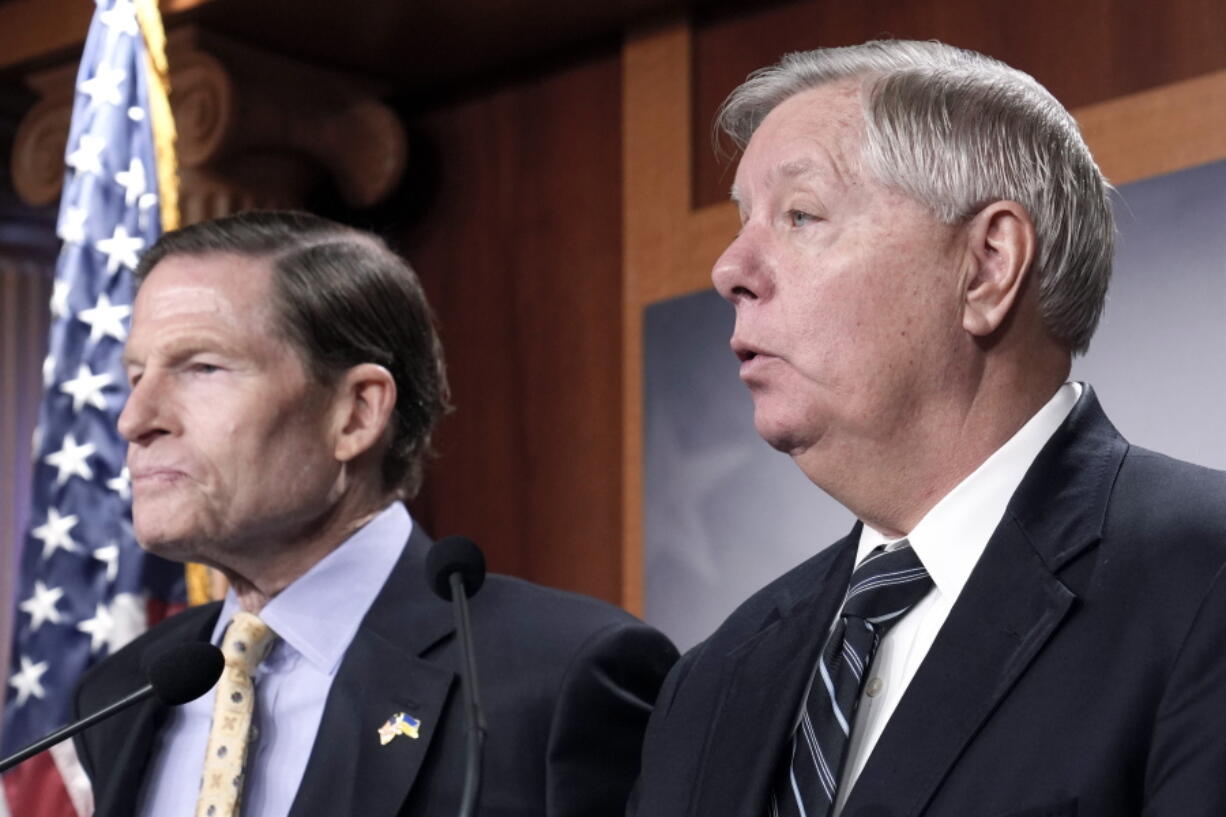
[631,40,1226,817]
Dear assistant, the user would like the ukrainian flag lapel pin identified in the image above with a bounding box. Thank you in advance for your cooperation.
[379,712,422,745]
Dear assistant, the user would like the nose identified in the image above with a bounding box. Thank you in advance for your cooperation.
[117,371,168,445]
[711,227,771,305]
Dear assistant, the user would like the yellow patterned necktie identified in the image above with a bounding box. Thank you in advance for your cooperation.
[195,612,276,817]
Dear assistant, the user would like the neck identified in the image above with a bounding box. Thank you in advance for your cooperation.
[799,351,1070,539]
[222,486,395,613]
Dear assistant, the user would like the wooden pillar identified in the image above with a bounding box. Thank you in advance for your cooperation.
[10,26,407,222]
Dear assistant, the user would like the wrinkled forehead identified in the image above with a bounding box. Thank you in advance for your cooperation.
[130,251,280,335]
[140,251,273,302]
[731,80,869,205]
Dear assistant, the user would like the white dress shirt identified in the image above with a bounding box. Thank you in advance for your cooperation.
[137,502,411,817]
[831,383,1080,815]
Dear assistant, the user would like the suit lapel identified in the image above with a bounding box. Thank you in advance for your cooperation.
[289,525,458,817]
[93,697,165,817]
[841,517,1077,817]
[91,605,220,817]
[692,530,858,817]
[286,627,455,817]
[841,386,1128,817]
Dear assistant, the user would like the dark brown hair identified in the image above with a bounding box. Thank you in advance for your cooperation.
[134,210,450,497]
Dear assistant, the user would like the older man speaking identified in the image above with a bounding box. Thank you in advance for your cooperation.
[632,40,1226,817]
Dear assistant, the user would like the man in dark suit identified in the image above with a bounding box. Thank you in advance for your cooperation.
[71,210,677,817]
[632,40,1226,817]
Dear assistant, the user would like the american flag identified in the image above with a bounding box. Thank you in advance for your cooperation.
[1,1,184,815]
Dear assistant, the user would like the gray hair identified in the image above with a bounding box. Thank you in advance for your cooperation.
[717,40,1114,355]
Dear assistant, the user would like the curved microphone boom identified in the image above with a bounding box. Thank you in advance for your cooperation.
[426,536,488,817]
[0,640,223,773]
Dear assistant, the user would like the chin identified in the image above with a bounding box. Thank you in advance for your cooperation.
[755,423,813,458]
[134,534,194,565]
[132,515,211,565]
[753,403,823,456]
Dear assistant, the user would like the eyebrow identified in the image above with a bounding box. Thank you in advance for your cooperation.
[122,336,236,370]
[772,157,822,184]
[730,155,831,204]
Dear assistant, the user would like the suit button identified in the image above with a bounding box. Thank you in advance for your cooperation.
[865,677,884,697]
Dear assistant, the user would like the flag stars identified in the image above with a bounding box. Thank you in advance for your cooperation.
[93,543,120,583]
[8,0,176,763]
[106,467,131,502]
[115,158,147,207]
[31,507,81,560]
[78,602,116,654]
[66,134,107,176]
[19,581,65,631]
[50,279,71,320]
[42,354,57,388]
[44,432,97,486]
[78,63,127,108]
[95,224,145,277]
[60,364,113,414]
[8,656,50,707]
[98,0,139,38]
[78,292,131,344]
[58,206,89,245]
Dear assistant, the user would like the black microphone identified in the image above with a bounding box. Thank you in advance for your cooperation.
[426,536,488,817]
[0,640,223,773]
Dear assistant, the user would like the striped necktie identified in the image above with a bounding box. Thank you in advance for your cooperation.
[772,541,933,817]
[195,612,276,817]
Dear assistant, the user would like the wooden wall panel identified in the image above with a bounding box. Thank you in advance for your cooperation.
[398,53,625,605]
[692,0,1226,207]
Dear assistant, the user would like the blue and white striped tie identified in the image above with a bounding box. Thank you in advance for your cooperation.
[771,541,933,817]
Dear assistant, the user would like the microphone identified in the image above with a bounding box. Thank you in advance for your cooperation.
[427,535,487,601]
[426,536,488,817]
[0,640,223,773]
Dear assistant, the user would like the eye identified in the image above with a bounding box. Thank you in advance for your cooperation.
[788,210,818,228]
[187,362,221,376]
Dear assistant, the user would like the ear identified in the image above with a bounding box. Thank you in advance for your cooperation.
[330,363,397,463]
[961,200,1036,338]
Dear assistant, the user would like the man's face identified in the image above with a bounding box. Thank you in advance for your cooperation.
[712,81,969,480]
[119,253,344,566]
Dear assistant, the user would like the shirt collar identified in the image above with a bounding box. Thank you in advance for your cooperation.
[856,382,1081,604]
[212,502,412,675]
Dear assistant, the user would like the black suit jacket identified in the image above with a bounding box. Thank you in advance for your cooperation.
[632,387,1226,817]
[73,525,679,817]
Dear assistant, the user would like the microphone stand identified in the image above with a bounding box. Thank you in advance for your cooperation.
[0,686,154,773]
[450,571,487,817]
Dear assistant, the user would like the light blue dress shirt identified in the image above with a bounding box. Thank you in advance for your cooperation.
[136,502,412,817]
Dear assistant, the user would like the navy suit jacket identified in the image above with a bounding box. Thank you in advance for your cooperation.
[632,387,1226,817]
[72,525,679,817]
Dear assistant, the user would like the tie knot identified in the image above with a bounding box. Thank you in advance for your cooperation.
[220,611,275,672]
[840,541,933,633]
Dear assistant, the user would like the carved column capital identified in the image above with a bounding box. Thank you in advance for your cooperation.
[10,25,408,222]
[11,62,76,208]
